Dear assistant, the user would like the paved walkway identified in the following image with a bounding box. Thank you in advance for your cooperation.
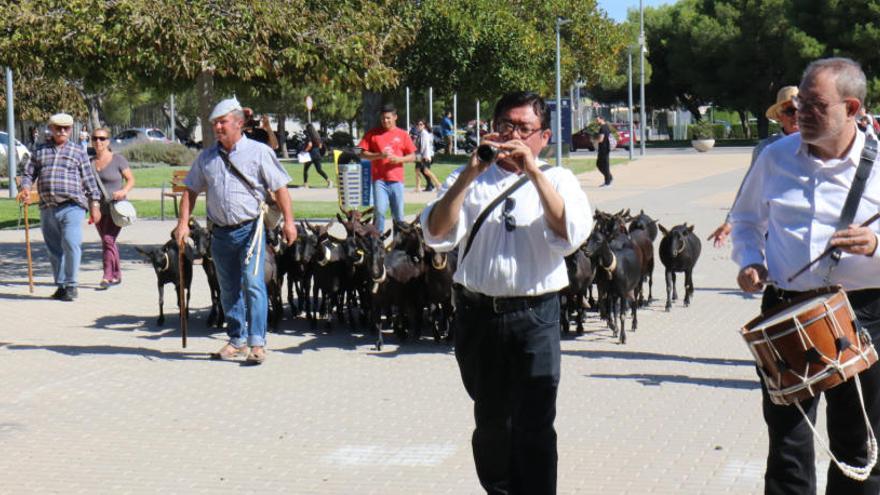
[0,148,834,493]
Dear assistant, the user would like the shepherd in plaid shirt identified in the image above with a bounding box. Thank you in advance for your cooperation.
[18,113,102,302]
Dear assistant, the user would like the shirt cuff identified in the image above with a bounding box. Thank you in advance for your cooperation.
[872,234,880,258]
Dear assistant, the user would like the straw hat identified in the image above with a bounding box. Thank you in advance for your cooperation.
[765,86,798,121]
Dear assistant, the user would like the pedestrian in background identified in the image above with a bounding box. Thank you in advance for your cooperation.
[415,119,441,192]
[90,127,135,289]
[595,115,612,187]
[18,113,102,302]
[358,103,416,233]
[442,110,454,155]
[302,123,331,189]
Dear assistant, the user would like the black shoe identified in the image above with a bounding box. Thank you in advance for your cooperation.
[50,287,66,300]
[61,287,78,301]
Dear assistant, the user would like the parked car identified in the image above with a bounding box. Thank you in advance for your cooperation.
[111,127,170,150]
[0,131,30,171]
[614,123,638,150]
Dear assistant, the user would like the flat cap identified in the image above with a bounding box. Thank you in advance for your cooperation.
[209,98,242,122]
[48,113,74,127]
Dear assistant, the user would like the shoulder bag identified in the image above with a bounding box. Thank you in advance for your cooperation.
[89,158,137,227]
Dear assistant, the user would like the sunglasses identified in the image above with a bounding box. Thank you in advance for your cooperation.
[92,136,109,141]
[502,197,516,232]
[780,106,797,117]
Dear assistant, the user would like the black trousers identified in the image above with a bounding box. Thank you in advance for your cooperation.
[303,157,328,183]
[453,287,561,495]
[596,150,611,185]
[759,287,880,494]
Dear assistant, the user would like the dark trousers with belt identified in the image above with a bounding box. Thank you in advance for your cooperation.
[760,286,880,494]
[453,286,561,495]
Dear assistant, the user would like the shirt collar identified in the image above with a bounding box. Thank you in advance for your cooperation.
[215,134,248,155]
[796,124,864,166]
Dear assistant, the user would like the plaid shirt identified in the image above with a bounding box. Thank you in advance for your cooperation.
[21,141,101,210]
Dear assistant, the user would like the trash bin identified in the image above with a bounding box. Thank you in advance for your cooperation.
[335,150,372,210]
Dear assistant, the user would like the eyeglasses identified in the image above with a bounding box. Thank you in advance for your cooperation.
[792,95,847,114]
[780,106,797,117]
[502,197,516,232]
[92,136,109,141]
[53,126,71,134]
[496,120,542,139]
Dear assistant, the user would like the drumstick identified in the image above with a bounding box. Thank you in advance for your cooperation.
[787,212,880,283]
[23,202,34,294]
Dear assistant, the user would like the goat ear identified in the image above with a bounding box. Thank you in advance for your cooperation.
[659,224,669,236]
[687,224,695,233]
[363,206,374,216]
[336,213,346,223]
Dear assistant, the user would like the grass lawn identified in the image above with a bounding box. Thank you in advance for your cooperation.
[1,154,622,228]
[130,153,615,188]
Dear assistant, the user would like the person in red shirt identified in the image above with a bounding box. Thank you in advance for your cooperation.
[358,103,416,233]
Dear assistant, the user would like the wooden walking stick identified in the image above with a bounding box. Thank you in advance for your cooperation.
[22,200,34,294]
[178,238,188,348]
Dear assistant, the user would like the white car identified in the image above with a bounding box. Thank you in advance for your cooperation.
[111,127,170,150]
[0,131,30,172]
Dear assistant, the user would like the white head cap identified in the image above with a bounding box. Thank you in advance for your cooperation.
[48,113,74,127]
[209,97,242,122]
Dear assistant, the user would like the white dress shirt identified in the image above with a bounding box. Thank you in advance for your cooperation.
[731,128,880,291]
[420,161,593,297]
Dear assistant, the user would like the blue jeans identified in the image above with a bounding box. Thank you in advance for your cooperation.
[373,180,405,234]
[211,220,268,348]
[40,203,85,288]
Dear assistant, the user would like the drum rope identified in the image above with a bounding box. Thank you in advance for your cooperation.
[794,374,878,481]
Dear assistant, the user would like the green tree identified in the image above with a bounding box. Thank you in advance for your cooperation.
[0,0,416,145]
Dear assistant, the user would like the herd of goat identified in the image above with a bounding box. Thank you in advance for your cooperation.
[136,208,701,349]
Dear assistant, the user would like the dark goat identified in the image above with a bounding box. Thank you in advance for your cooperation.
[584,229,642,344]
[658,223,702,311]
[423,245,457,342]
[188,219,224,328]
[560,246,594,334]
[628,209,659,242]
[309,221,348,330]
[628,228,655,307]
[276,222,317,320]
[264,227,284,330]
[136,240,194,326]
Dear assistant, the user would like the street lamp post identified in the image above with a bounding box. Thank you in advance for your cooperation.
[628,47,634,161]
[639,0,647,156]
[555,17,572,168]
[6,67,16,197]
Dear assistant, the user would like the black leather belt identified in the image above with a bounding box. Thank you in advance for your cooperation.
[453,283,556,314]
[214,218,258,230]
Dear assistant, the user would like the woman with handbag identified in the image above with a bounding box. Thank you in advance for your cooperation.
[301,123,331,189]
[91,127,135,289]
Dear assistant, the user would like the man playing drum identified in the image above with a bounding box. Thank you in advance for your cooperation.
[731,57,880,494]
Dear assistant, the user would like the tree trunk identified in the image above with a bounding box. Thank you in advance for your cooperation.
[85,94,104,131]
[756,113,769,139]
[738,110,750,139]
[277,113,289,159]
[361,90,382,136]
[196,68,215,147]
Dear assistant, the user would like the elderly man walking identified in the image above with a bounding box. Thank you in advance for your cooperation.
[18,113,102,301]
[174,98,296,365]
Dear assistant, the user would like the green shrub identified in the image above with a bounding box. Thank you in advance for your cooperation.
[120,142,197,166]
[688,120,715,140]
